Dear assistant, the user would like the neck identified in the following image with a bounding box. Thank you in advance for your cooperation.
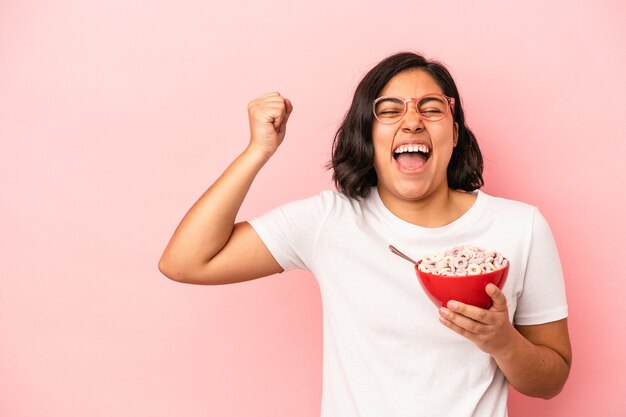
[377,187,476,228]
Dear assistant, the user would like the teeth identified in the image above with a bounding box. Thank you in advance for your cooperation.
[393,144,430,154]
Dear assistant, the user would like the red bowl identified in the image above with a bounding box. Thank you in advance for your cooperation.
[415,260,509,309]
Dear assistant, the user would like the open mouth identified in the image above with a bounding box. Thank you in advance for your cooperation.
[393,144,431,171]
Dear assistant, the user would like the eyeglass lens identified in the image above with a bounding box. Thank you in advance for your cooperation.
[374,96,449,123]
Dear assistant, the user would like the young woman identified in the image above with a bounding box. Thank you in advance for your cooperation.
[159,52,571,417]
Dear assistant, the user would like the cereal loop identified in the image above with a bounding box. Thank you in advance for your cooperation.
[417,245,508,277]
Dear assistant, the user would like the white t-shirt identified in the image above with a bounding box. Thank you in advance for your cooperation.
[249,188,568,417]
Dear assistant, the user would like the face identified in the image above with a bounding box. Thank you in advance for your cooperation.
[372,69,458,210]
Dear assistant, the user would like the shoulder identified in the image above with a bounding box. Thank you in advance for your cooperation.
[264,189,384,227]
[267,189,357,219]
[288,189,351,209]
[297,189,365,210]
[317,189,351,205]
[479,191,539,220]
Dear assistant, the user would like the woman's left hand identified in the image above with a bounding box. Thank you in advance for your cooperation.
[438,283,516,356]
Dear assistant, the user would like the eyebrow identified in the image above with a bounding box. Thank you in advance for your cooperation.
[419,96,445,103]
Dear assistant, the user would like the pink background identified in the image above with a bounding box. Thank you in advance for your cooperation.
[2,1,625,416]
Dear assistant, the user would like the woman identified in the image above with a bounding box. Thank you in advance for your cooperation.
[159,52,571,417]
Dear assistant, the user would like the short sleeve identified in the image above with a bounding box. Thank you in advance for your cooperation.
[248,192,335,272]
[513,209,569,325]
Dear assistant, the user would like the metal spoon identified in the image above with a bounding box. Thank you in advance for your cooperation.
[388,245,419,265]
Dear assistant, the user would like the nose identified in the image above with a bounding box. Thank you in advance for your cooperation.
[401,104,424,132]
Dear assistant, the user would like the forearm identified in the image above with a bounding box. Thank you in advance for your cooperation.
[439,287,572,399]
[159,146,271,277]
[493,329,570,399]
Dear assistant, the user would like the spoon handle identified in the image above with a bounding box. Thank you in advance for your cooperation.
[388,245,419,265]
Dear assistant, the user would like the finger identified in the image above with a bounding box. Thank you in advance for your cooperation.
[446,300,492,325]
[251,104,284,126]
[261,95,290,110]
[252,99,285,128]
[440,306,483,334]
[258,91,282,99]
[272,106,286,130]
[284,98,293,116]
[486,284,508,311]
[279,98,293,130]
[439,314,476,339]
[249,93,284,113]
[248,96,281,115]
[273,98,293,131]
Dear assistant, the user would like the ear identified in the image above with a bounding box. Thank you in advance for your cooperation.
[453,122,459,147]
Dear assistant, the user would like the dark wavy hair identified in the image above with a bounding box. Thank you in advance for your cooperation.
[329,52,484,199]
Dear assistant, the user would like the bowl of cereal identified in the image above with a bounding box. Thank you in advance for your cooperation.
[389,244,509,309]
[416,245,509,309]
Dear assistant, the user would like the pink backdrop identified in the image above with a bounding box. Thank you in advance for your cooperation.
[2,1,625,416]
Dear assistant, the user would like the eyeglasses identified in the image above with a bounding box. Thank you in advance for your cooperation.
[373,94,455,124]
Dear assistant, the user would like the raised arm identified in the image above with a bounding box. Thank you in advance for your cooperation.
[158,92,293,285]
